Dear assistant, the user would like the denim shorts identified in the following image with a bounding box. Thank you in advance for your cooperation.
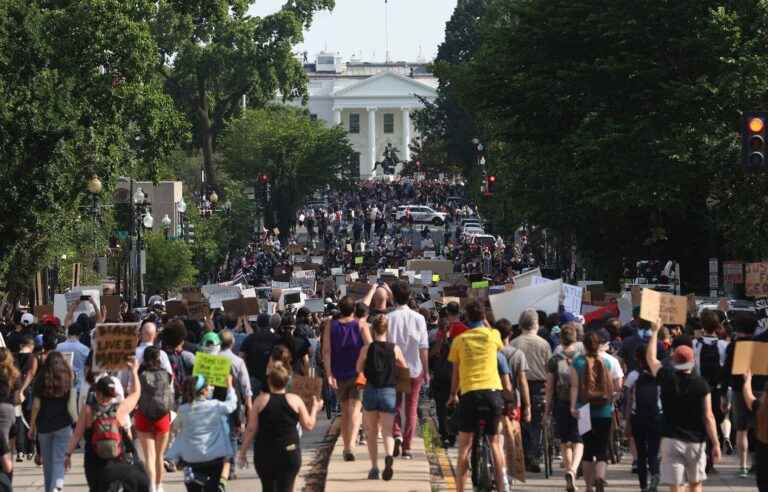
[362,386,396,413]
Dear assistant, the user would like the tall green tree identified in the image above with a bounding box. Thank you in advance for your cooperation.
[0,0,185,299]
[153,0,334,195]
[144,233,198,294]
[412,0,488,177]
[447,0,768,286]
[222,106,354,235]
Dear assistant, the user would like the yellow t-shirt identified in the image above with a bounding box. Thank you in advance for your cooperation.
[448,327,503,393]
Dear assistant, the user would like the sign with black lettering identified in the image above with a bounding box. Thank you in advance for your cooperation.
[93,323,139,371]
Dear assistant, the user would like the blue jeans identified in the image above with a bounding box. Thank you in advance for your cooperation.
[39,426,72,492]
[523,381,545,463]
[362,386,396,414]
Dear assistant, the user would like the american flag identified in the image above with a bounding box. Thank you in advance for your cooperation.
[231,266,245,284]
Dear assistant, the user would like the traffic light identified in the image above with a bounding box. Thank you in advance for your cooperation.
[485,175,497,196]
[258,174,269,184]
[743,112,767,169]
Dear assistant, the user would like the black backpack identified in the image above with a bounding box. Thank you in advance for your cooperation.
[697,338,721,387]
[431,339,453,390]
[633,371,661,419]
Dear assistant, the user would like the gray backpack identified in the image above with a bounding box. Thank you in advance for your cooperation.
[554,352,574,402]
[138,369,174,420]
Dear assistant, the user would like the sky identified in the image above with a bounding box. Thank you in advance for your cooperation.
[248,0,458,63]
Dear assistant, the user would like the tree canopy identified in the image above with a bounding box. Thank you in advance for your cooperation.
[154,0,335,194]
[437,0,768,286]
[222,106,354,235]
[0,0,185,298]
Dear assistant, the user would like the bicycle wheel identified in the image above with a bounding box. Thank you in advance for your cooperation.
[470,438,481,487]
[477,436,495,492]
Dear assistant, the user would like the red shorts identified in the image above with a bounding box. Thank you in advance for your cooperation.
[133,409,171,435]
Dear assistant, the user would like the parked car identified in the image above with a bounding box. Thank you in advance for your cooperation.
[394,205,448,225]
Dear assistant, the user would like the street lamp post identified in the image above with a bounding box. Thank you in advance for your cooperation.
[132,187,153,307]
[176,198,187,239]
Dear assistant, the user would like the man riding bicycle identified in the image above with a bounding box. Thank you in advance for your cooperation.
[447,300,508,492]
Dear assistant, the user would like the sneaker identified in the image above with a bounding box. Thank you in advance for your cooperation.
[595,478,607,492]
[502,474,512,492]
[343,450,355,462]
[649,473,660,492]
[368,468,380,480]
[738,467,750,478]
[723,439,734,455]
[382,456,394,481]
[15,453,22,463]
[402,450,413,460]
[565,471,576,492]
[164,460,176,473]
[393,438,402,457]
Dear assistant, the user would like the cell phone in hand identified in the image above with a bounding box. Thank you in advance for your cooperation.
[80,295,90,301]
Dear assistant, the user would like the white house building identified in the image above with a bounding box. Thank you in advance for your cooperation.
[297,52,438,178]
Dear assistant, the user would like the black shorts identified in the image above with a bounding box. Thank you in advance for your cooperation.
[554,400,581,444]
[457,390,504,436]
[583,417,612,462]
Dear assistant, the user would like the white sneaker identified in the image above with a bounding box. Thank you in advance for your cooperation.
[157,487,164,492]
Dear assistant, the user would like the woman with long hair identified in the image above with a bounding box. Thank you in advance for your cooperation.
[29,351,75,492]
[355,314,407,481]
[65,359,148,492]
[569,331,621,492]
[0,348,19,443]
[238,361,323,492]
[166,374,237,491]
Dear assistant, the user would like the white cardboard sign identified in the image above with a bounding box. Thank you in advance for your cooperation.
[489,279,561,323]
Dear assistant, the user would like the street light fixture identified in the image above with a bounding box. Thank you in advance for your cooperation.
[87,175,103,194]
[176,198,187,214]
[209,191,219,205]
[142,211,154,229]
[133,187,146,205]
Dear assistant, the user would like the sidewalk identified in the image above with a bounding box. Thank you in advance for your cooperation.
[325,434,431,492]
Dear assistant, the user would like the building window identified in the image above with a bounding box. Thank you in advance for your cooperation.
[383,113,394,133]
[350,152,361,178]
[349,113,360,134]
[310,113,318,121]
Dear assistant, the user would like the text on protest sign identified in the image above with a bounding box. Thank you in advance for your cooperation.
[639,288,687,326]
[192,353,232,387]
[745,262,768,297]
[93,323,139,372]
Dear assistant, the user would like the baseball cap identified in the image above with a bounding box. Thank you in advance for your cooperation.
[672,345,695,371]
[20,313,34,326]
[560,312,577,325]
[41,315,61,327]
[200,332,221,347]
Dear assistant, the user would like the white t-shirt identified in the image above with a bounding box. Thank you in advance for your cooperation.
[386,305,429,378]
[602,351,624,382]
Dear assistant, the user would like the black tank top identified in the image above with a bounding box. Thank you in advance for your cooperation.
[364,341,396,388]
[254,393,299,450]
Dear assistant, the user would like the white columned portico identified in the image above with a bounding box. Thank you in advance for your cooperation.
[401,108,411,162]
[367,108,377,175]
[333,108,341,126]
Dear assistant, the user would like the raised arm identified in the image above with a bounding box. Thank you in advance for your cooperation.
[646,319,663,377]
[116,358,140,423]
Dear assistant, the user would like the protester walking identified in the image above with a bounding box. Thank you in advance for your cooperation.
[386,281,429,460]
[166,375,238,492]
[238,361,323,492]
[66,360,149,492]
[545,323,583,492]
[323,296,370,461]
[570,331,620,492]
[645,319,720,492]
[355,314,407,480]
[510,308,551,473]
[741,371,768,492]
[135,346,174,492]
[625,344,663,492]
[29,351,76,492]
[0,349,19,444]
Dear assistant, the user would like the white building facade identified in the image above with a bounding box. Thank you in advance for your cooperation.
[297,53,438,178]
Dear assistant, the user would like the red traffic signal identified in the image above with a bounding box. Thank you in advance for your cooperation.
[258,174,270,184]
[743,112,767,169]
[484,175,497,196]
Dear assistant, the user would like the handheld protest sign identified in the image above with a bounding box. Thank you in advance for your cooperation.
[93,323,139,372]
[731,341,768,375]
[745,262,768,297]
[192,353,232,387]
[639,289,687,326]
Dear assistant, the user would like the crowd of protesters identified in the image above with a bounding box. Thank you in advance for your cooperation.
[0,178,766,492]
